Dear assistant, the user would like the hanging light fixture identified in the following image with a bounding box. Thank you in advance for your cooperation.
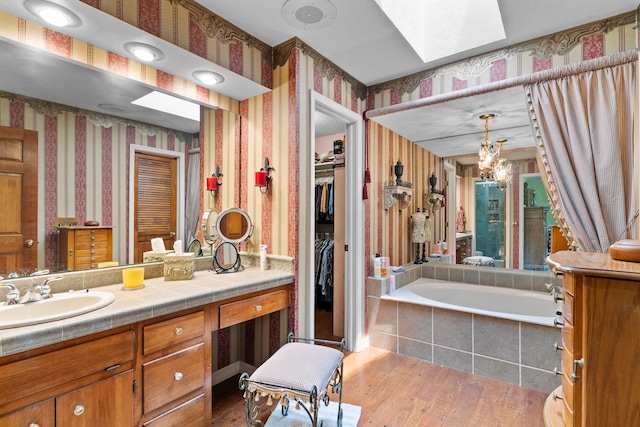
[477,113,512,187]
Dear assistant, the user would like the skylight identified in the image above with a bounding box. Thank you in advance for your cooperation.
[131,91,200,122]
[375,0,506,63]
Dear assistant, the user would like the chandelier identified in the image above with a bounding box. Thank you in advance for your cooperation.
[477,113,512,187]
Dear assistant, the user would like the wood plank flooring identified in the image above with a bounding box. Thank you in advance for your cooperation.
[212,345,547,426]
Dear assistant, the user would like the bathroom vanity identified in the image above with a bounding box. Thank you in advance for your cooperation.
[543,251,640,427]
[0,268,292,426]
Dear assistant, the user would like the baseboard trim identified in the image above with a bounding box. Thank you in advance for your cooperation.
[212,361,256,386]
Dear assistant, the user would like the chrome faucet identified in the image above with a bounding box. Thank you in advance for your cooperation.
[19,275,63,304]
[0,284,20,305]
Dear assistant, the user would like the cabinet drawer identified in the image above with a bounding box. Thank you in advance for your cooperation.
[74,229,109,239]
[562,273,575,296]
[561,369,574,413]
[562,291,574,325]
[0,331,133,406]
[219,289,288,329]
[143,344,205,413]
[143,394,205,427]
[0,399,54,427]
[143,311,204,355]
[561,323,575,354]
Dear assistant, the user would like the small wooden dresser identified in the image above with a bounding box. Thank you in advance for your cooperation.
[58,226,113,271]
[544,251,640,427]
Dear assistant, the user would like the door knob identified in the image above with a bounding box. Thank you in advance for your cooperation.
[24,239,34,248]
[170,231,176,237]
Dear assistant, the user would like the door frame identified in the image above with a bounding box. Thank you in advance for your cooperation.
[128,144,185,264]
[301,91,365,352]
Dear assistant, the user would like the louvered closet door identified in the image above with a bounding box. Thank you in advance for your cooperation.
[134,152,177,263]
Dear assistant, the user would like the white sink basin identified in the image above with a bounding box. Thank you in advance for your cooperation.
[0,291,115,329]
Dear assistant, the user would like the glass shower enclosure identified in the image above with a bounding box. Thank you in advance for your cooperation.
[475,181,505,267]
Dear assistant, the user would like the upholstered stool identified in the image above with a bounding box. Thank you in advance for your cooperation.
[239,334,345,426]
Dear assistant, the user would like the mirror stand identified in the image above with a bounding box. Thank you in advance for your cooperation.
[212,242,242,273]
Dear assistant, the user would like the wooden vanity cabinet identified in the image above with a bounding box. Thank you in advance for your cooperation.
[137,309,212,426]
[0,399,54,427]
[58,226,113,271]
[0,283,291,427]
[0,328,134,427]
[545,252,640,427]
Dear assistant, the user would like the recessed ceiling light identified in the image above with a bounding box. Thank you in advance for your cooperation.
[24,0,82,28]
[282,0,337,30]
[192,70,225,86]
[123,42,165,62]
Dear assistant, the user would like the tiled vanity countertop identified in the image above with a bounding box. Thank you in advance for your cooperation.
[0,268,294,357]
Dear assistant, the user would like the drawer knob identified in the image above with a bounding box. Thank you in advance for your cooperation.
[552,392,564,401]
[74,405,85,416]
[175,327,184,335]
[554,318,564,327]
[553,342,563,352]
[553,367,563,376]
[174,372,183,381]
[254,304,263,312]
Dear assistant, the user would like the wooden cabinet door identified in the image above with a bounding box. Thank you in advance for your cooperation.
[0,399,54,427]
[134,152,177,263]
[56,370,133,426]
[0,126,38,276]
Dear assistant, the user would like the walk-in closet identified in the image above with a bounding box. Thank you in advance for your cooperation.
[314,124,346,341]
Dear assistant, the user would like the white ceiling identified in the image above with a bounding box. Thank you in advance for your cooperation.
[0,0,636,157]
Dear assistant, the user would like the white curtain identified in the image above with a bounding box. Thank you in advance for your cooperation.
[527,56,636,252]
[185,148,201,247]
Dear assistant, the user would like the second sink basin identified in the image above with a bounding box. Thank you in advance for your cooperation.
[0,290,115,329]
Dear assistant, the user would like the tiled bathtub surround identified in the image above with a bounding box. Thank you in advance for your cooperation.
[367,263,563,393]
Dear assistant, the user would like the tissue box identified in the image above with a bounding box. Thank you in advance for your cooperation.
[143,250,174,263]
[163,252,195,281]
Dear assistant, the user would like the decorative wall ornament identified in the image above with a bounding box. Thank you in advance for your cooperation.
[369,10,634,96]
[166,0,273,65]
[274,38,368,100]
[0,90,194,143]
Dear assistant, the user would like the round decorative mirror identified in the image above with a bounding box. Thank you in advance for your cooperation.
[212,242,242,273]
[216,208,253,243]
[201,208,220,246]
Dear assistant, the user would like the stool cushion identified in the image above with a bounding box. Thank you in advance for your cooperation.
[249,342,343,393]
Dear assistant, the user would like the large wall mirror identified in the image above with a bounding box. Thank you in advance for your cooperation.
[0,23,250,280]
[372,85,559,270]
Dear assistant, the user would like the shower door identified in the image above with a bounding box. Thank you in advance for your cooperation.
[475,181,506,267]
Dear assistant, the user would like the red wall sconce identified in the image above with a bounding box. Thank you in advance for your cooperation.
[206,165,223,197]
[255,157,275,194]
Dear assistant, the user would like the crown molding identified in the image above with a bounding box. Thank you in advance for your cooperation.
[167,0,273,66]
[0,90,194,143]
[274,38,368,100]
[369,10,635,96]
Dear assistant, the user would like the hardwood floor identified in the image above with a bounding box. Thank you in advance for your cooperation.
[212,345,547,426]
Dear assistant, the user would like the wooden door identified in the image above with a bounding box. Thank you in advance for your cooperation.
[56,370,133,426]
[134,152,177,263]
[0,126,38,276]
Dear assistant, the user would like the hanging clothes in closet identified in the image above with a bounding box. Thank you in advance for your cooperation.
[315,235,334,304]
[315,179,334,224]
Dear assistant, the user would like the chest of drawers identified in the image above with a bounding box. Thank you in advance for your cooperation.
[58,226,113,271]
[544,251,640,427]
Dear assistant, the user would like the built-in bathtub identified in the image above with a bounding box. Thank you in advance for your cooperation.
[367,269,562,393]
[383,278,558,326]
